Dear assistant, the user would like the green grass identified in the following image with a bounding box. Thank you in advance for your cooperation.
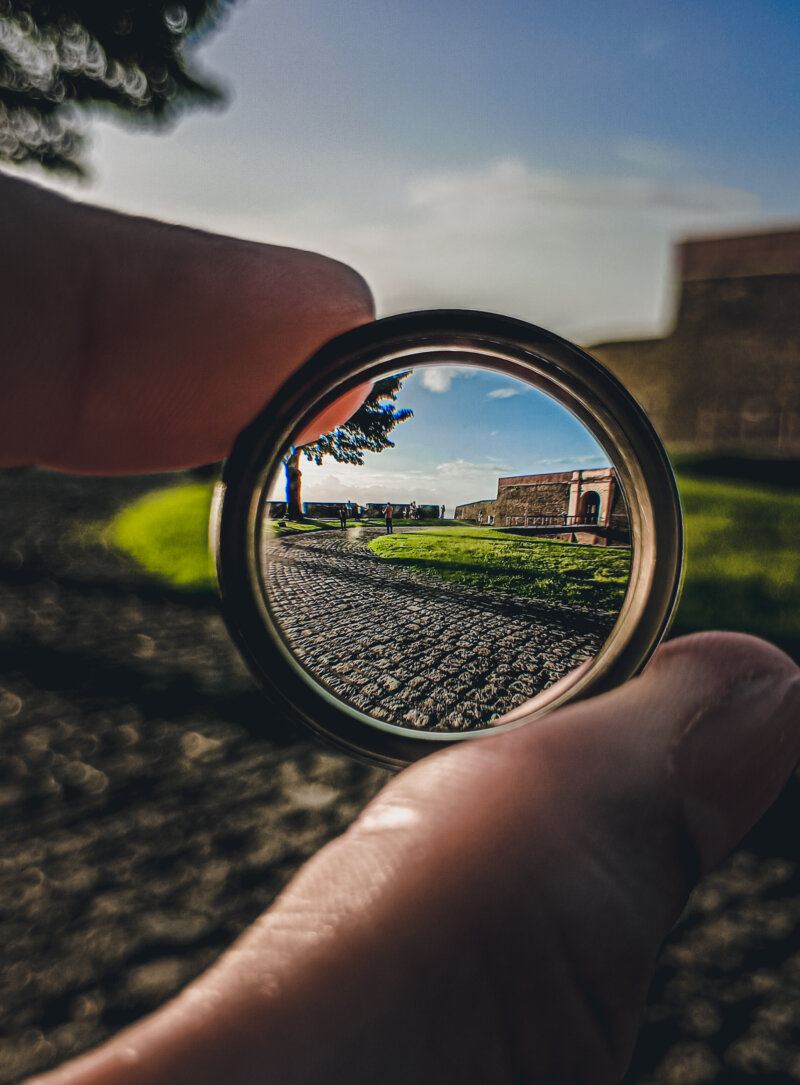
[672,473,800,649]
[270,517,329,536]
[368,527,631,611]
[108,482,216,590]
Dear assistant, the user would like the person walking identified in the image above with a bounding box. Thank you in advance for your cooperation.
[383,503,394,534]
[339,505,347,529]
[440,504,445,519]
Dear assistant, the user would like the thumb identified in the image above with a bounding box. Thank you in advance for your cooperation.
[27,633,800,1085]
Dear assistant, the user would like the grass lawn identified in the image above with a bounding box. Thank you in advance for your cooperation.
[103,468,800,659]
[368,527,631,611]
[269,517,332,536]
[108,482,216,589]
[671,473,800,652]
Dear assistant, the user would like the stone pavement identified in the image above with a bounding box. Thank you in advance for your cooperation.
[4,471,800,1084]
[0,470,387,1082]
[265,526,616,731]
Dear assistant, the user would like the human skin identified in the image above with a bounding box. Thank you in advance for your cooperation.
[3,174,800,1085]
[0,172,372,473]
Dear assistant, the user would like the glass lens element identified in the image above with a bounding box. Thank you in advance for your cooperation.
[258,365,632,734]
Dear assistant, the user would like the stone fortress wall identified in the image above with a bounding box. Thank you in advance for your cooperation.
[494,475,571,522]
[455,467,629,546]
[590,227,800,457]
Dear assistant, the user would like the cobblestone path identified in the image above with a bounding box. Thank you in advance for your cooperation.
[265,526,616,732]
[0,471,387,1082]
[4,474,800,1083]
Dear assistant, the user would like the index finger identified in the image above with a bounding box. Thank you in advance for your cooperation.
[0,175,374,475]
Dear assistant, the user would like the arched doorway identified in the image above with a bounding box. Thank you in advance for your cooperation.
[579,491,600,525]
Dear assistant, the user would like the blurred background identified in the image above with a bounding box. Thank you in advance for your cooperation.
[2,1,800,1081]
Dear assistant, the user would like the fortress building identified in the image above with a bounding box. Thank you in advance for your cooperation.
[591,227,800,457]
[455,467,630,546]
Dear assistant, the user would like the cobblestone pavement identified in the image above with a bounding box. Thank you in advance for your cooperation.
[3,471,800,1083]
[265,526,616,732]
[0,470,387,1083]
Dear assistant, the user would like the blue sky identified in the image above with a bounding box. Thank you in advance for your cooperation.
[271,366,608,513]
[27,0,800,487]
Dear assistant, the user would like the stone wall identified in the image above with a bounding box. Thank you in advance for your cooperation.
[303,502,346,518]
[591,228,800,457]
[364,503,442,518]
[680,228,800,281]
[455,468,630,545]
[498,471,574,487]
[454,499,495,521]
[494,482,570,521]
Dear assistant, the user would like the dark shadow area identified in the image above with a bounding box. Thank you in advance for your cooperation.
[0,634,303,753]
[0,469,387,1082]
[671,455,800,490]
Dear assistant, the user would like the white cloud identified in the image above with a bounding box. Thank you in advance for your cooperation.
[78,150,764,345]
[420,367,455,393]
[487,387,522,399]
[435,459,510,476]
[417,365,477,393]
[225,156,761,343]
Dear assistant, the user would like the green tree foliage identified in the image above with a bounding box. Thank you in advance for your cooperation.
[284,373,413,520]
[0,0,237,174]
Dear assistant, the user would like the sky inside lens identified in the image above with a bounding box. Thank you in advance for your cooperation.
[269,367,608,513]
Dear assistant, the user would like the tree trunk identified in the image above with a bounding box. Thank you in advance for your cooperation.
[284,449,304,520]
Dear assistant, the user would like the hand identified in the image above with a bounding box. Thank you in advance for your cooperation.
[1,172,373,472]
[26,635,800,1085]
[5,176,800,1085]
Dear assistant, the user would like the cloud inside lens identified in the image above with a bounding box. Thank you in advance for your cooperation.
[487,387,522,399]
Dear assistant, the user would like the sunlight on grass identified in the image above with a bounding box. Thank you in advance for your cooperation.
[108,482,216,590]
[269,518,330,536]
[673,474,800,645]
[368,527,631,611]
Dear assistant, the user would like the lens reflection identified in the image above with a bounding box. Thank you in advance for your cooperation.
[260,365,632,733]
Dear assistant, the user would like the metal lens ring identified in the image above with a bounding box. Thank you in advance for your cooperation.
[213,310,683,770]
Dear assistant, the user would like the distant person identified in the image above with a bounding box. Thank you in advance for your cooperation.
[346,500,353,519]
[383,503,394,534]
[440,504,445,518]
[339,505,347,529]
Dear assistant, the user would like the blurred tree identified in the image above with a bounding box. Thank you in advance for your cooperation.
[0,0,237,174]
[284,374,413,521]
